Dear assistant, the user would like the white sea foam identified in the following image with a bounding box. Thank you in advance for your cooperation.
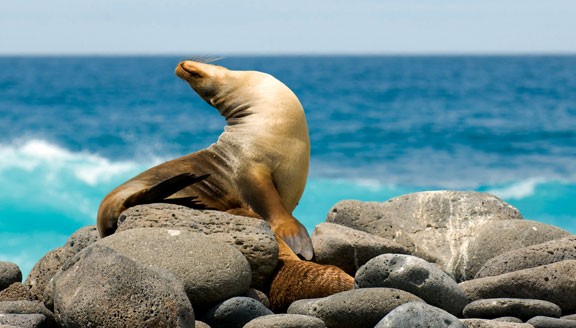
[487,178,546,200]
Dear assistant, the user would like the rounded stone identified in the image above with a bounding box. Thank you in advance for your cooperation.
[355,254,468,316]
[0,314,47,327]
[459,220,571,281]
[311,222,410,275]
[461,319,535,327]
[201,297,273,328]
[98,227,252,306]
[245,314,326,328]
[327,191,523,278]
[117,203,278,288]
[459,260,576,314]
[526,316,576,328]
[288,288,423,328]
[24,247,75,302]
[375,302,465,328]
[64,225,100,253]
[476,235,576,279]
[463,298,561,321]
[0,300,56,326]
[0,262,22,291]
[50,244,194,327]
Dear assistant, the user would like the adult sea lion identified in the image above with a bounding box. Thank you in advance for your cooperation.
[97,59,313,260]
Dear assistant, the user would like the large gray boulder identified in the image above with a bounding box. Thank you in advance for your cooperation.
[287,288,423,328]
[355,254,468,316]
[201,297,273,328]
[463,298,561,321]
[460,260,576,314]
[98,227,252,307]
[476,235,576,278]
[50,244,194,327]
[117,203,278,288]
[326,191,567,282]
[311,222,410,275]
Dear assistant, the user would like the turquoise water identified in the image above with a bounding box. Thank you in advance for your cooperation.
[1,56,575,276]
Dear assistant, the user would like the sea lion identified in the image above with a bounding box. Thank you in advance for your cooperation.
[97,59,313,260]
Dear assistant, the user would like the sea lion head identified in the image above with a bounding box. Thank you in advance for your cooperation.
[175,60,230,104]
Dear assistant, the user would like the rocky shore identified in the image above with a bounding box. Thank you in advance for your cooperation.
[2,190,576,327]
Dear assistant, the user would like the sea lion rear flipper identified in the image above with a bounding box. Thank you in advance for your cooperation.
[124,173,210,207]
[240,167,314,260]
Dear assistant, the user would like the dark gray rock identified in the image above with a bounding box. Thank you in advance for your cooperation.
[311,222,410,275]
[50,244,194,327]
[0,262,21,291]
[375,301,465,328]
[464,298,562,321]
[461,319,534,327]
[245,314,326,328]
[527,316,576,328]
[0,314,46,328]
[24,247,75,302]
[0,283,32,302]
[459,220,571,281]
[476,235,576,279]
[287,288,423,328]
[460,260,576,314]
[0,300,55,327]
[355,254,468,316]
[117,203,278,288]
[327,192,523,279]
[463,298,561,321]
[201,297,273,328]
[98,227,252,307]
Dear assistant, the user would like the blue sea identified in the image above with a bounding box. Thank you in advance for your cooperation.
[1,55,576,277]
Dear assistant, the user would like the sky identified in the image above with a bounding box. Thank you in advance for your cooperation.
[1,0,575,55]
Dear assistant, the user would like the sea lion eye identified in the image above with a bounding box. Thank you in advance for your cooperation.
[190,72,202,79]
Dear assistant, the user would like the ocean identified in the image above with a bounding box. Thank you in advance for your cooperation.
[1,55,575,277]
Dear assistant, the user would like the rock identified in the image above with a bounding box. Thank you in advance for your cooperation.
[286,298,321,315]
[0,262,21,291]
[463,298,561,321]
[98,227,252,307]
[355,254,468,316]
[64,225,100,253]
[287,288,423,328]
[244,314,326,328]
[327,191,523,279]
[195,321,211,328]
[460,319,534,327]
[50,244,194,327]
[117,203,278,288]
[562,314,576,320]
[526,316,576,328]
[459,260,576,314]
[476,235,576,278]
[493,317,523,323]
[311,222,410,275]
[459,220,571,281]
[243,289,270,309]
[201,297,273,328]
[0,300,55,326]
[24,247,75,301]
[0,314,47,328]
[375,301,465,328]
[0,283,32,301]
[24,225,100,302]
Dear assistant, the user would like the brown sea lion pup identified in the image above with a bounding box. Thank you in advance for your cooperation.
[269,237,354,312]
[97,59,313,259]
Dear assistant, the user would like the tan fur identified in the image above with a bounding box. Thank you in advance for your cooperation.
[97,60,313,259]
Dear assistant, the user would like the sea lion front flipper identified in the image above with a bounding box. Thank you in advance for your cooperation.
[240,167,314,260]
[124,173,210,207]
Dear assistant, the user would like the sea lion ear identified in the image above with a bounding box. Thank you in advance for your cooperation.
[123,173,210,207]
